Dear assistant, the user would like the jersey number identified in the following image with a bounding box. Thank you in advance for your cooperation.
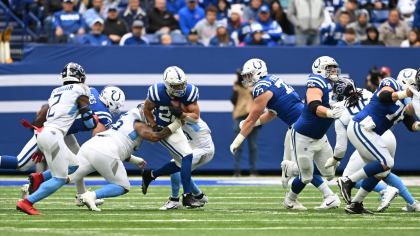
[183,131,193,141]
[112,120,124,131]
[47,94,63,118]
[158,106,175,123]
[274,79,294,94]
[386,100,406,125]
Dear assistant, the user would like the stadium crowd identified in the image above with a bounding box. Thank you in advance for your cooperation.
[5,0,420,46]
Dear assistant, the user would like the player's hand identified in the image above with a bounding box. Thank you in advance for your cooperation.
[329,104,345,119]
[55,27,63,36]
[325,157,340,181]
[32,148,44,164]
[138,160,147,169]
[407,87,414,98]
[230,134,245,154]
[409,86,420,98]
[169,102,183,118]
[230,143,238,155]
[152,125,164,132]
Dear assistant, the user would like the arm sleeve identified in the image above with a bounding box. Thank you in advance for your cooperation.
[334,119,348,159]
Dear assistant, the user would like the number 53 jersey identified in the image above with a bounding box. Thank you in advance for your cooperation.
[147,83,199,127]
[44,83,91,134]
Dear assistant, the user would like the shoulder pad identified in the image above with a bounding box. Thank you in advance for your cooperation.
[379,78,401,91]
[307,76,328,89]
[252,80,272,98]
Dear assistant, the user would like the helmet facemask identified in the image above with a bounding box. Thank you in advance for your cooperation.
[241,69,259,88]
[325,65,341,81]
[165,81,187,97]
[109,102,122,117]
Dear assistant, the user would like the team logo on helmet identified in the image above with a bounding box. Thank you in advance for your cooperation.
[336,85,344,94]
[112,90,121,101]
[253,61,262,69]
[404,70,414,78]
[313,59,321,68]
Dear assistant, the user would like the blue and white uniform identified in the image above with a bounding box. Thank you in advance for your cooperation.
[147,83,198,163]
[291,74,335,183]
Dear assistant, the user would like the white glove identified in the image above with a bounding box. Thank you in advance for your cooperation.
[239,119,261,129]
[230,134,245,154]
[128,155,147,168]
[326,104,345,119]
[325,157,340,181]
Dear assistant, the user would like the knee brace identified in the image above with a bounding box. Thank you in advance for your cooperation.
[68,165,79,175]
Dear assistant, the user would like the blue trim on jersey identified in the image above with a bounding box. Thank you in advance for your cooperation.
[161,139,183,158]
[187,123,201,132]
[18,143,37,167]
[68,95,82,116]
[128,119,140,141]
[354,122,387,165]
[291,129,300,178]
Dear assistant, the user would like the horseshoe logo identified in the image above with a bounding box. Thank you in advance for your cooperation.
[253,61,262,69]
[112,91,121,101]
[313,59,321,68]
[404,70,413,78]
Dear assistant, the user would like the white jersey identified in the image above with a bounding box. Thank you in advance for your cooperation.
[44,83,91,134]
[182,118,212,149]
[91,108,144,161]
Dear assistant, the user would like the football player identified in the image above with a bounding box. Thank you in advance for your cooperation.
[337,69,419,214]
[230,58,341,210]
[330,74,420,213]
[66,104,183,211]
[16,62,98,215]
[141,66,204,208]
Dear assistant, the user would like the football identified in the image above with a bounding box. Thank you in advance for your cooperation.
[170,100,188,113]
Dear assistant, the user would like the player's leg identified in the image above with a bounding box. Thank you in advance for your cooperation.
[247,126,259,176]
[233,118,243,177]
[0,135,39,171]
[281,128,296,188]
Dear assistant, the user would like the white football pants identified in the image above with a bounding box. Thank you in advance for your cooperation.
[159,128,193,164]
[171,140,215,171]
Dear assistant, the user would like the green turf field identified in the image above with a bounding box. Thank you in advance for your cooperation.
[0,185,419,236]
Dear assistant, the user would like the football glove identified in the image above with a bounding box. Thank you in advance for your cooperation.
[31,147,44,164]
[239,119,261,129]
[152,125,164,132]
[325,157,341,181]
[230,134,245,154]
[169,102,183,118]
[326,104,345,119]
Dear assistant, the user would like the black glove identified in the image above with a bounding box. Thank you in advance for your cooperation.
[169,102,183,118]
[152,125,164,132]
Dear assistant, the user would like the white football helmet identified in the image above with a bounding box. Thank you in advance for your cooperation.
[163,66,187,97]
[99,86,125,117]
[312,56,341,81]
[397,68,417,90]
[241,58,268,88]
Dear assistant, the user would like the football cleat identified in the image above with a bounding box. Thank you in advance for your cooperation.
[281,160,295,189]
[377,186,399,212]
[345,202,373,214]
[283,192,307,210]
[337,177,355,205]
[28,172,44,195]
[314,194,341,210]
[141,169,156,195]
[75,194,105,207]
[402,200,420,212]
[159,197,182,210]
[16,198,42,215]
[80,191,101,211]
[182,193,204,208]
[194,192,209,203]
[20,184,30,201]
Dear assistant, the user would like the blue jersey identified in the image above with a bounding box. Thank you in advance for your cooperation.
[147,83,199,127]
[67,88,112,135]
[353,78,406,136]
[252,75,303,126]
[294,74,334,139]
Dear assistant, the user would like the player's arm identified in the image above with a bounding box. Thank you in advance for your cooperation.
[180,101,200,124]
[91,122,107,137]
[34,104,49,128]
[143,98,158,128]
[134,119,182,142]
[259,110,277,125]
[125,155,147,169]
[77,96,98,130]
[378,86,413,103]
[307,88,343,119]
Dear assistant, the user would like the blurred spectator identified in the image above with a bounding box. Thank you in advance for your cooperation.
[324,0,343,18]
[147,0,180,35]
[400,29,420,47]
[209,21,235,46]
[378,8,410,46]
[53,0,86,42]
[85,0,106,27]
[103,0,121,9]
[365,66,384,92]
[244,23,268,45]
[380,66,391,78]
[347,9,371,42]
[118,0,148,31]
[361,25,385,46]
[398,0,416,28]
[334,0,357,23]
[320,11,350,45]
[160,33,173,45]
[120,20,150,44]
[256,5,281,46]
[140,0,156,12]
[28,0,44,24]
[228,4,243,45]
[270,0,293,35]
[81,18,112,45]
[186,28,204,45]
[231,69,260,177]
[414,0,420,29]
[178,0,205,35]
[166,0,186,17]
[337,28,360,46]
[287,0,324,46]
[243,0,262,23]
[216,0,229,21]
[44,0,64,42]
[103,5,130,44]
[195,6,218,46]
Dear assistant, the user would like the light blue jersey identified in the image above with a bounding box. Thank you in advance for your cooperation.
[252,75,303,126]
[353,78,406,136]
[293,74,334,139]
[147,83,199,127]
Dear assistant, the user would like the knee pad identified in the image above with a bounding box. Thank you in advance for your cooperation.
[377,169,391,178]
[67,165,79,175]
[297,156,311,171]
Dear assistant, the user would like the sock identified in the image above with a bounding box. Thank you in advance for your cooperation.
[170,172,181,197]
[190,177,201,195]
[152,162,181,177]
[313,162,321,176]
[317,182,334,197]
[180,154,193,194]
[288,189,299,201]
[291,176,306,195]
[384,173,415,205]
[27,177,66,204]
[311,175,324,188]
[348,169,368,183]
[0,156,18,169]
[349,162,384,182]
[353,187,370,203]
[42,170,52,181]
[354,180,387,193]
[94,184,125,199]
[75,178,87,195]
[352,176,380,203]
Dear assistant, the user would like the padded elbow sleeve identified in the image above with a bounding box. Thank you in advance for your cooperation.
[402,115,416,132]
[308,100,322,115]
[79,106,98,130]
[378,90,394,103]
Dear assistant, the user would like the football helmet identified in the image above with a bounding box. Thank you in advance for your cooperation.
[333,77,356,102]
[312,56,341,81]
[163,66,187,97]
[397,68,417,91]
[241,58,267,88]
[61,62,86,84]
[99,86,125,117]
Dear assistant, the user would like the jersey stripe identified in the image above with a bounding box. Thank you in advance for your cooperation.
[95,111,112,118]
[98,115,112,122]
[160,139,182,158]
[154,84,160,101]
[307,80,325,88]
[172,67,181,80]
[148,86,155,101]
[308,77,327,88]
[191,87,198,102]
[187,85,196,101]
